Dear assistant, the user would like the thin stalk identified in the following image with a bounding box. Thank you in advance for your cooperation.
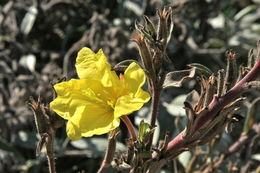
[121,116,137,142]
[147,80,161,149]
[150,81,161,128]
[47,155,56,173]
[46,135,56,173]
[97,130,118,173]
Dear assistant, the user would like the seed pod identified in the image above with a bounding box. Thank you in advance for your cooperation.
[236,65,248,82]
[224,51,238,91]
[183,102,196,137]
[165,7,173,45]
[217,69,225,97]
[156,8,168,47]
[203,75,216,108]
[194,77,207,113]
[132,33,155,78]
[247,49,254,69]
[28,96,48,135]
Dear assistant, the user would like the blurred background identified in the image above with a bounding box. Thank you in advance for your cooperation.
[0,0,259,172]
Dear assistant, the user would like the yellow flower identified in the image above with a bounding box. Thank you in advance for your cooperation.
[50,48,150,140]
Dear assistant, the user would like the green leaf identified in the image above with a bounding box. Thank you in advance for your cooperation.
[144,16,156,40]
[188,63,213,78]
[138,120,150,143]
[135,107,160,145]
[113,59,141,71]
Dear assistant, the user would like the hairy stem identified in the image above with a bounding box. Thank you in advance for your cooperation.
[47,155,56,173]
[46,135,56,173]
[97,130,118,173]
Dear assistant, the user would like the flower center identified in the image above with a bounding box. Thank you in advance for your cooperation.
[107,99,116,109]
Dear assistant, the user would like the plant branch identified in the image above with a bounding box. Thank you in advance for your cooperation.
[193,59,260,132]
[47,154,56,173]
[150,59,260,170]
[199,123,260,172]
[46,132,56,173]
[226,123,260,158]
[97,130,119,173]
[147,80,162,149]
[121,115,137,142]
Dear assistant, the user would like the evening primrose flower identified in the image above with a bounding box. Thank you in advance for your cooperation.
[50,48,150,140]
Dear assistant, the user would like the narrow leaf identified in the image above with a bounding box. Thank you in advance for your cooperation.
[234,5,257,21]
[188,63,213,78]
[113,59,140,71]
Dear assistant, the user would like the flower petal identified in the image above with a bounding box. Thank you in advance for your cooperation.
[75,47,120,87]
[50,79,121,140]
[75,48,110,79]
[124,62,146,93]
[68,111,120,140]
[114,91,150,118]
[113,62,150,118]
[50,79,111,120]
[66,120,81,140]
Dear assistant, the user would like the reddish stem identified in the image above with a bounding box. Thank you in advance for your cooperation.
[194,59,260,131]
[163,59,260,155]
[97,130,118,173]
[121,116,137,142]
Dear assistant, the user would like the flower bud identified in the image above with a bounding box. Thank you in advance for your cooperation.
[133,33,155,78]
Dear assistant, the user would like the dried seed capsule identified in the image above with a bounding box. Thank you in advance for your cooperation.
[156,8,168,46]
[132,33,155,78]
[28,97,48,135]
[247,49,254,69]
[224,51,238,91]
[203,75,216,108]
[217,69,225,97]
